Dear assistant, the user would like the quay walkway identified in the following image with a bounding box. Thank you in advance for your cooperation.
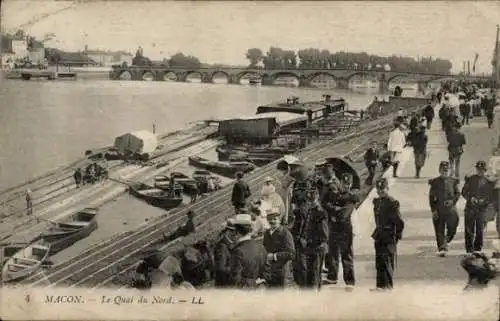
[350,106,500,288]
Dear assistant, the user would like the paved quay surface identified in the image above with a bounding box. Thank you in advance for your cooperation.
[341,108,500,291]
[0,136,219,244]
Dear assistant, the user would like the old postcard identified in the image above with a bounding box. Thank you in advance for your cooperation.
[0,0,499,320]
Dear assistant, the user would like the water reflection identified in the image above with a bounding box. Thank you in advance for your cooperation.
[0,78,405,189]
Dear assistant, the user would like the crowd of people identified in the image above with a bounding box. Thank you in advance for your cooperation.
[131,83,500,292]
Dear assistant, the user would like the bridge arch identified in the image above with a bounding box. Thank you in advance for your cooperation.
[345,71,378,82]
[386,74,409,84]
[210,71,230,83]
[270,71,300,86]
[184,70,204,82]
[307,72,338,88]
[162,71,178,81]
[235,71,262,84]
[118,69,132,80]
[142,70,155,81]
[306,71,338,82]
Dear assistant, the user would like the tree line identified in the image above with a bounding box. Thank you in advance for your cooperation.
[132,48,202,69]
[245,47,453,74]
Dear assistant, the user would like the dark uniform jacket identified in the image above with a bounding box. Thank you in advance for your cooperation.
[231,180,251,208]
[263,226,295,273]
[371,196,405,244]
[462,174,495,209]
[214,234,233,287]
[423,105,434,121]
[446,129,466,156]
[291,203,329,254]
[428,176,460,212]
[409,131,428,154]
[364,148,379,167]
[230,237,267,288]
[409,116,419,132]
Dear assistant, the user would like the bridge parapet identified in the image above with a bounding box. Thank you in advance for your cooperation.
[109,65,491,89]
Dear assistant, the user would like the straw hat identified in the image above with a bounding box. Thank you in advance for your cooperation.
[227,214,253,227]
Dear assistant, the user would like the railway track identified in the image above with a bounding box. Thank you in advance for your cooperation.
[0,138,220,242]
[94,143,378,291]
[0,125,216,219]
[17,109,410,289]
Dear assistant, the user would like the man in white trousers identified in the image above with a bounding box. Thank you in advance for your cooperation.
[387,122,407,178]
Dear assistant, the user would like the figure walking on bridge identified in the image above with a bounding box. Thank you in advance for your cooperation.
[387,123,406,178]
[370,178,405,292]
[428,161,460,257]
[462,161,496,254]
[446,123,466,178]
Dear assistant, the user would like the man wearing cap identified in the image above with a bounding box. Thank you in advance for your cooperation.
[323,171,360,289]
[423,103,435,130]
[371,178,405,291]
[363,141,379,185]
[232,172,251,214]
[262,208,295,288]
[290,188,328,289]
[213,221,235,288]
[227,214,267,288]
[462,161,496,253]
[428,161,460,257]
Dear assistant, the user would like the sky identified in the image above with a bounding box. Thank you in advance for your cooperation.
[2,0,500,74]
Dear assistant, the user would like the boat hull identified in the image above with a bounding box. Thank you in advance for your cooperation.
[188,156,255,178]
[1,243,51,283]
[129,183,183,210]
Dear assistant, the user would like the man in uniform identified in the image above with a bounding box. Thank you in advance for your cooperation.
[289,163,328,289]
[371,178,405,291]
[462,160,496,253]
[322,170,359,290]
[428,161,460,257]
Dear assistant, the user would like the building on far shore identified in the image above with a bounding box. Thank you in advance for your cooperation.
[85,50,133,67]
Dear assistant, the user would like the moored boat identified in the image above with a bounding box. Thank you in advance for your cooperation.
[1,242,51,283]
[154,174,197,194]
[129,182,183,210]
[32,208,99,255]
[188,156,256,178]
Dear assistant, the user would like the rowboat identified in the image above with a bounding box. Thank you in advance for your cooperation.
[129,183,183,210]
[1,242,51,283]
[32,208,99,255]
[216,145,248,161]
[154,174,197,194]
[188,156,256,178]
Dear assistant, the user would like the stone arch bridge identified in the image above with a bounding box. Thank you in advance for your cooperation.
[109,66,490,91]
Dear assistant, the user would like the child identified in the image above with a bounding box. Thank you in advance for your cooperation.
[363,141,379,185]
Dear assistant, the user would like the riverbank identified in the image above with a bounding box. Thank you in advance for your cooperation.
[15,103,427,288]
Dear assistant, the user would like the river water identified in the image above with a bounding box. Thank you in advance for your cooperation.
[0,78,418,191]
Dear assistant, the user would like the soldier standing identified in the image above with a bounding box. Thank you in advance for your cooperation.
[371,178,405,291]
[428,161,460,257]
[462,161,496,253]
[322,170,359,290]
[262,209,295,288]
[289,164,328,289]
